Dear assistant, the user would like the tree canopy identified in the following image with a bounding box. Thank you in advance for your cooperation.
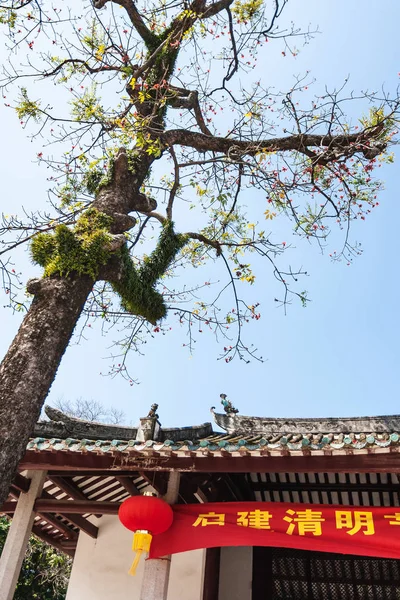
[0,0,398,504]
[0,518,71,599]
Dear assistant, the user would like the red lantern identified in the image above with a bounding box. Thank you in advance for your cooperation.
[118,494,174,575]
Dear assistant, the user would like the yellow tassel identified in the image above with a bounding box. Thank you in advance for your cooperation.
[128,530,152,576]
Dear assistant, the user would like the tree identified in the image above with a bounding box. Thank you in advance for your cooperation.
[53,397,125,424]
[0,0,398,504]
[0,518,71,599]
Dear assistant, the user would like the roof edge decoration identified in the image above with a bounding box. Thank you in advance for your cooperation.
[34,406,139,442]
[159,423,213,442]
[212,410,400,435]
[34,405,213,443]
[26,404,400,464]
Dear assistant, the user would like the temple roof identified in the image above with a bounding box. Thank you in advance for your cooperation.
[34,407,212,442]
[27,429,400,454]
[4,403,400,557]
[212,411,400,436]
[29,406,400,456]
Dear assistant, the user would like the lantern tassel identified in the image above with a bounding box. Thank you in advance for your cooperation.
[128,530,152,576]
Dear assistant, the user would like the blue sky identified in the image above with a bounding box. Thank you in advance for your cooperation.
[1,0,399,429]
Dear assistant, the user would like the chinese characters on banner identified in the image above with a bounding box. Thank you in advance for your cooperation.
[149,502,400,560]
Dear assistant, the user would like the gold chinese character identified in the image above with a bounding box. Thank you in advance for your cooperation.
[192,512,225,527]
[237,510,273,530]
[335,511,374,536]
[284,509,325,536]
[384,513,400,526]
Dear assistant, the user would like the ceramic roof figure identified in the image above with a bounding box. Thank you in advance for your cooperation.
[220,393,239,415]
[147,403,159,419]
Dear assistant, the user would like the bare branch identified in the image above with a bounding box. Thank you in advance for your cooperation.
[93,0,157,47]
[203,0,234,18]
[167,147,180,220]
[161,128,392,161]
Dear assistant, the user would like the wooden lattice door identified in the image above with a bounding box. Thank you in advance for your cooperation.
[252,547,400,600]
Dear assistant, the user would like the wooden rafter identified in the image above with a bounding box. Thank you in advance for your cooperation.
[48,475,89,501]
[36,513,78,540]
[42,486,99,537]
[86,478,122,501]
[228,473,256,501]
[62,513,98,539]
[251,480,400,494]
[1,509,97,538]
[8,486,22,500]
[139,471,168,495]
[1,483,99,541]
[31,524,75,557]
[115,476,140,496]
[178,475,202,504]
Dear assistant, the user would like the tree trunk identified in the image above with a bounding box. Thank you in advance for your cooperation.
[0,149,155,505]
[0,275,93,505]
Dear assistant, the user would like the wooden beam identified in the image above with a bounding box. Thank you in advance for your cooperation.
[200,475,231,502]
[31,525,75,558]
[35,499,120,515]
[49,470,147,477]
[177,475,201,504]
[84,479,121,500]
[12,474,31,494]
[115,476,140,496]
[8,487,21,501]
[6,503,97,549]
[60,540,78,550]
[19,449,400,473]
[41,487,99,538]
[229,473,256,501]
[47,476,88,501]
[8,473,30,500]
[0,503,16,514]
[139,471,168,495]
[2,503,98,539]
[222,474,245,501]
[36,513,78,540]
[2,499,110,519]
[63,514,98,539]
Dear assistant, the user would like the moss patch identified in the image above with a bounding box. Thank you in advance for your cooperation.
[31,208,113,279]
[31,213,188,324]
[112,220,188,324]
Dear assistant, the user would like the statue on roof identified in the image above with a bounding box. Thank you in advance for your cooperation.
[220,393,239,415]
[147,403,159,419]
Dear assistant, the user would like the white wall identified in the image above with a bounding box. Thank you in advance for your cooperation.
[218,547,252,600]
[66,515,205,600]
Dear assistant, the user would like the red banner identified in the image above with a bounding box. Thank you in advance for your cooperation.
[149,501,400,560]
